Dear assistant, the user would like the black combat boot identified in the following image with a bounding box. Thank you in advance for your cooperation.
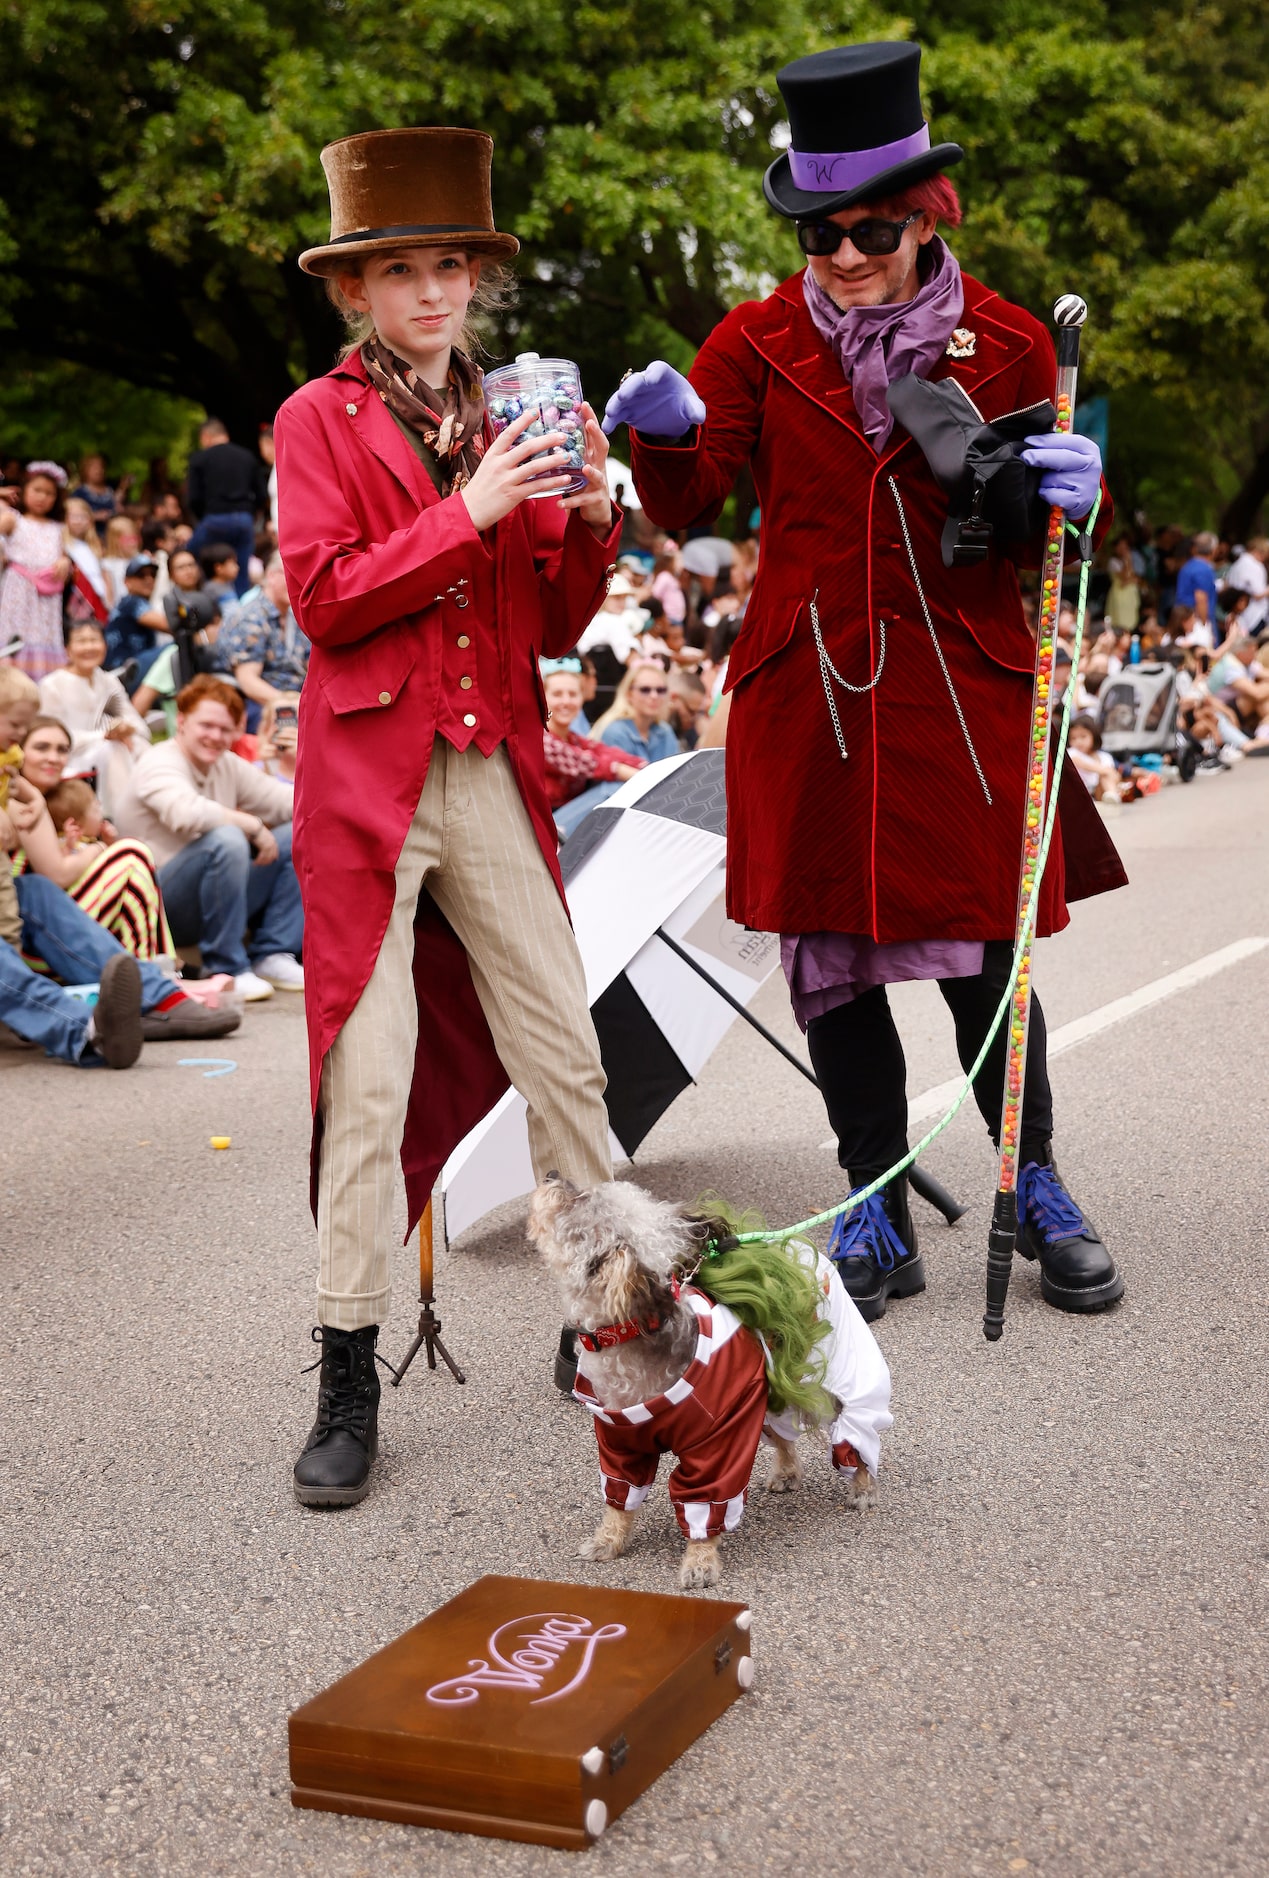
[828,1172,925,1323]
[293,1325,381,1507]
[1016,1146,1124,1311]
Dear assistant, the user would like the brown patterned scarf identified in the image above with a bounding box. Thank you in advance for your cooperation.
[360,337,487,496]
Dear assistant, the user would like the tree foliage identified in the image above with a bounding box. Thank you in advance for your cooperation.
[2,0,1267,529]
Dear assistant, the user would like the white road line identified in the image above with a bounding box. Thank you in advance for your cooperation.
[820,937,1269,1146]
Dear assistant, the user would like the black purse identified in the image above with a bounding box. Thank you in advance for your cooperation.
[885,373,1055,568]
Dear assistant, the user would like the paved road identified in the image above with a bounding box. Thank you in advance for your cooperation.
[4,763,1268,1877]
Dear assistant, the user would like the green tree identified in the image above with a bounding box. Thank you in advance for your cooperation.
[3,1,1268,532]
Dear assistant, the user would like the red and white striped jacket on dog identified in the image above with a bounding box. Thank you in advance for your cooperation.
[573,1289,770,1541]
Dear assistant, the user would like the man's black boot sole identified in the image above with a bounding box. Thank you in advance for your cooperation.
[836,1254,927,1324]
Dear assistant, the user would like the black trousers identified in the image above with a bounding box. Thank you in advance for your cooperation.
[805,941,1054,1182]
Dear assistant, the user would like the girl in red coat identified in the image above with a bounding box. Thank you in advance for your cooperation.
[606,44,1126,1324]
[277,128,623,1507]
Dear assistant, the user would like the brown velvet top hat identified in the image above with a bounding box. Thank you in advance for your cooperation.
[764,43,962,222]
[298,126,520,276]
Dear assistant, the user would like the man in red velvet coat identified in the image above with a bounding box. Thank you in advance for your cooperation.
[276,128,623,1508]
[606,44,1127,1324]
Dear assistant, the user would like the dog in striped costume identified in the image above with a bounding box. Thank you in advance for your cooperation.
[528,1175,893,1590]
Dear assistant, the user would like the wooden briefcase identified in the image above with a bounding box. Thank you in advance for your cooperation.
[289,1574,754,1849]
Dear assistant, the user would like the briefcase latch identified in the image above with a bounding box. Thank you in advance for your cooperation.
[714,1640,733,1673]
[607,1735,628,1773]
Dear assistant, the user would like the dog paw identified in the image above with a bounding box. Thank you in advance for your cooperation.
[578,1533,623,1563]
[679,1543,722,1590]
[847,1465,879,1513]
[762,1449,803,1494]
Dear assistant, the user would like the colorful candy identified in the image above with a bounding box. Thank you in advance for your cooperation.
[482,353,589,498]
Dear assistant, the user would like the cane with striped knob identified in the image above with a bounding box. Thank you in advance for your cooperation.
[983,293,1089,1343]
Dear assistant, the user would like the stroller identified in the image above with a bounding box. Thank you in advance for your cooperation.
[1097,662,1182,765]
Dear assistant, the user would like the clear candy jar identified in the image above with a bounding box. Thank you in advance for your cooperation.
[483,352,589,498]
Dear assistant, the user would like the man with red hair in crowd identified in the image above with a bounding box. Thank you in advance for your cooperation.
[606,42,1127,1324]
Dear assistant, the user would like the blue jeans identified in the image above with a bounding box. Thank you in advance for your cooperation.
[555,780,622,837]
[158,822,303,976]
[188,511,256,597]
[9,874,177,1061]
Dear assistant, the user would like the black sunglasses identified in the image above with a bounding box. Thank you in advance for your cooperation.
[796,212,922,258]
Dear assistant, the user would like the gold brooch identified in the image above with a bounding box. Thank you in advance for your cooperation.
[946,328,977,359]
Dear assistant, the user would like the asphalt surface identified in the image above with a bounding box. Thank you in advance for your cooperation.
[4,760,1268,1877]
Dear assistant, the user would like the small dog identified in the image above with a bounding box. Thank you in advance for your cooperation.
[528,1175,893,1590]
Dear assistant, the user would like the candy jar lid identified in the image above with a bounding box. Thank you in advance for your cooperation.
[515,351,541,364]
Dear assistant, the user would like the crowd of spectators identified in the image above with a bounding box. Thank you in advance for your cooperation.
[1,423,306,1061]
[4,423,1269,1060]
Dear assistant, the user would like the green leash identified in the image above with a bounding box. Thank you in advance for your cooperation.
[711,497,1101,1257]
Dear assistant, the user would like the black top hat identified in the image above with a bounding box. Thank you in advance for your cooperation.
[764,43,962,222]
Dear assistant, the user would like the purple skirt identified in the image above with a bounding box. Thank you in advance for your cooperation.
[780,932,985,1032]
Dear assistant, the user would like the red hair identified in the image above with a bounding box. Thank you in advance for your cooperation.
[860,172,963,228]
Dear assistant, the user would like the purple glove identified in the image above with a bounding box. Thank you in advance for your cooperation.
[602,360,706,438]
[1021,431,1102,518]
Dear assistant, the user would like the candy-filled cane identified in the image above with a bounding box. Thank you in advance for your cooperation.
[983,295,1088,1343]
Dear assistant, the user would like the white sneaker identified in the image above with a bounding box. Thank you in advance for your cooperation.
[1218,745,1245,767]
[234,969,275,1002]
[254,952,305,990]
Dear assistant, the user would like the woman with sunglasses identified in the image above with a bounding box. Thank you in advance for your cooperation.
[604,42,1127,1325]
[591,660,681,767]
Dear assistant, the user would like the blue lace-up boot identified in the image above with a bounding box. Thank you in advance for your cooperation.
[827,1174,924,1323]
[1017,1147,1123,1311]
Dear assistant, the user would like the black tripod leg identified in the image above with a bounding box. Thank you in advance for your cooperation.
[908,1162,969,1226]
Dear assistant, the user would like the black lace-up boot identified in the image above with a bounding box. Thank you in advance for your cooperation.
[293,1325,381,1507]
[1016,1144,1123,1311]
[829,1172,925,1323]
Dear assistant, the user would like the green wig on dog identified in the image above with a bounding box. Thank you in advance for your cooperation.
[683,1197,835,1424]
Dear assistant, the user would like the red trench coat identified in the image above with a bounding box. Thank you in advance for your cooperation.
[275,351,621,1230]
[630,270,1126,942]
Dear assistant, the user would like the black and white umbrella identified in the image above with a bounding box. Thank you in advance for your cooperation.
[438,750,964,1242]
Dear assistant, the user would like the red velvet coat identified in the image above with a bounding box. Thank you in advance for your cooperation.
[631,270,1126,942]
[275,350,621,1229]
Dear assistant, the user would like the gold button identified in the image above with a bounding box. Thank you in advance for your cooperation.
[345,402,357,416]
[457,634,471,649]
[459,676,473,690]
[604,564,618,577]
[462,713,477,728]
[378,690,392,704]
[454,593,470,609]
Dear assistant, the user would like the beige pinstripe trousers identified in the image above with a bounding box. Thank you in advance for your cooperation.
[316,737,612,1329]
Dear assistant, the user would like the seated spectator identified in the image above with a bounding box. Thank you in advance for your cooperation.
[39,620,152,816]
[105,555,170,690]
[679,533,734,606]
[215,553,311,707]
[591,660,681,764]
[70,454,126,531]
[1206,634,1269,739]
[18,712,174,960]
[0,669,229,1046]
[100,515,141,607]
[540,663,644,838]
[1067,716,1120,801]
[126,546,226,725]
[115,674,303,1000]
[572,653,599,733]
[578,573,647,664]
[668,669,709,749]
[198,542,241,616]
